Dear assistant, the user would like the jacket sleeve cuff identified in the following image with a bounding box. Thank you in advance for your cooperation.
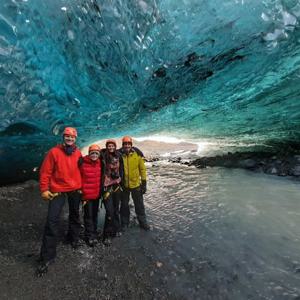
[40,187,49,193]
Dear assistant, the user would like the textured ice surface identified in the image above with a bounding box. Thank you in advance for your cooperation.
[0,0,300,182]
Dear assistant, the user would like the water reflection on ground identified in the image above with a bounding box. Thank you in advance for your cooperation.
[144,162,300,299]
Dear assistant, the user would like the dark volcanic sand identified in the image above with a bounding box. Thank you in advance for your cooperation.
[0,181,181,300]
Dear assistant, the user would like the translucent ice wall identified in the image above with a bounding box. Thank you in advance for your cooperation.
[0,0,300,183]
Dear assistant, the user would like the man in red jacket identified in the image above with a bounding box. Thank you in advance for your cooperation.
[36,127,82,277]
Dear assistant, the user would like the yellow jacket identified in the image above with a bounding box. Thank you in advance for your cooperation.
[122,150,146,189]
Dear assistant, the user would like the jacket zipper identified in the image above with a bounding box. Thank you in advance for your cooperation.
[127,154,130,188]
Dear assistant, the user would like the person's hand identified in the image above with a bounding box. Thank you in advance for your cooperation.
[103,191,110,200]
[41,191,54,201]
[141,180,147,194]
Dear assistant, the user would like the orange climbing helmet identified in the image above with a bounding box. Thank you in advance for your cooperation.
[88,144,101,153]
[63,127,77,137]
[122,136,133,144]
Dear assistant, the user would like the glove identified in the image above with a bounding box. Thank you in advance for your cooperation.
[41,191,54,201]
[141,180,147,194]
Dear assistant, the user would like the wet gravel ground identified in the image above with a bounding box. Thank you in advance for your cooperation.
[0,180,181,300]
[3,165,299,300]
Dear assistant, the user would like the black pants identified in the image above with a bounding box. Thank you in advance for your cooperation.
[40,191,81,262]
[120,186,147,227]
[103,188,121,239]
[83,199,99,240]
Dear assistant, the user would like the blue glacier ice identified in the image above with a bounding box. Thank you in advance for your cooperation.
[0,0,300,183]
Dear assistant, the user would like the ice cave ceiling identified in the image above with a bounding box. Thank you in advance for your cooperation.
[0,0,300,183]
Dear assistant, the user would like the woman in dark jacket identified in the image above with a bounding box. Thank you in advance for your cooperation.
[101,139,124,244]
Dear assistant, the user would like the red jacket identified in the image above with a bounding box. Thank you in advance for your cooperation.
[39,144,82,193]
[80,155,101,200]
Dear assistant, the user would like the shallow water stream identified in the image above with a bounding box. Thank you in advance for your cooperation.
[141,162,300,299]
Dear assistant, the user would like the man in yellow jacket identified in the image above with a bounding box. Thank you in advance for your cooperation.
[119,136,150,230]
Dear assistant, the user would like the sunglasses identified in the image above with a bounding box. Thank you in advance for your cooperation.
[89,151,100,155]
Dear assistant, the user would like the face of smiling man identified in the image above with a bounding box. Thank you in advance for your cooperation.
[123,142,132,154]
[63,134,76,146]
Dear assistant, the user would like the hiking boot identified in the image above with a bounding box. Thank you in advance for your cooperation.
[102,238,112,247]
[139,223,150,231]
[36,261,51,277]
[85,239,95,247]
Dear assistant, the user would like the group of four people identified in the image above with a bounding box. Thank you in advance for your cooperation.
[37,127,149,276]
